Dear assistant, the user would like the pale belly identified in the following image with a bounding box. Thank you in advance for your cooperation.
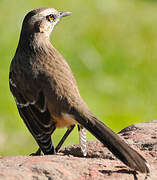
[52,113,78,128]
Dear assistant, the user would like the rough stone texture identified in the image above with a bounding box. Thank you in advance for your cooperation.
[0,121,157,180]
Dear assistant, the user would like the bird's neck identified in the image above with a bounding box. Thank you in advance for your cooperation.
[16,31,52,56]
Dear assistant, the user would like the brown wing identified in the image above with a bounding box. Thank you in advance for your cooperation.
[9,71,56,154]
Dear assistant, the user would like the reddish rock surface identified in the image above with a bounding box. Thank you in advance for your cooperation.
[0,121,157,180]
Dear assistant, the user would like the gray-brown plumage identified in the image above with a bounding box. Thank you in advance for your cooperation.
[9,7,149,173]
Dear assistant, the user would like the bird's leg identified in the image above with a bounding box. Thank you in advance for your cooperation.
[30,124,87,156]
[78,125,87,157]
[55,125,75,153]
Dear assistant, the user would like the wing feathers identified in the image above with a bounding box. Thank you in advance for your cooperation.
[9,73,56,154]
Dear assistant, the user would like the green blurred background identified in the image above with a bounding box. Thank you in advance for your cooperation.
[1,0,157,155]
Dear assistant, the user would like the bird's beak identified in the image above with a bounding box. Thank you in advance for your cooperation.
[59,11,72,18]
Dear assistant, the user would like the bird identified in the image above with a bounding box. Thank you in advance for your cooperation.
[9,7,149,174]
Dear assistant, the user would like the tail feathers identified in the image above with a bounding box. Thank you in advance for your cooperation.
[78,125,87,156]
[70,108,149,173]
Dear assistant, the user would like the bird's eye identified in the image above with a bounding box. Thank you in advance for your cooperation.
[46,14,55,22]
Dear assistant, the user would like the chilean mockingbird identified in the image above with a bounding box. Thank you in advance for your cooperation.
[9,7,149,173]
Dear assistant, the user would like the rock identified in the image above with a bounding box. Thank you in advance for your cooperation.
[0,121,157,180]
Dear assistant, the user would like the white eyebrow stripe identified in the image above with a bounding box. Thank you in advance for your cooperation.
[9,78,16,87]
[39,8,57,17]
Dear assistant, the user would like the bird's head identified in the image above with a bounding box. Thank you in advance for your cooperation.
[21,8,71,38]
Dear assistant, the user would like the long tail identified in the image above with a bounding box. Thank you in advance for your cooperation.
[70,107,149,173]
